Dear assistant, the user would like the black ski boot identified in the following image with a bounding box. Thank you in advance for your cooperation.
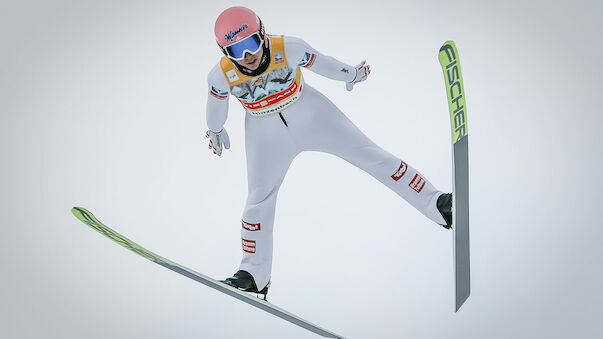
[221,270,270,300]
[437,193,452,229]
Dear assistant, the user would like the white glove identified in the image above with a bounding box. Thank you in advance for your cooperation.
[346,60,371,91]
[205,128,230,156]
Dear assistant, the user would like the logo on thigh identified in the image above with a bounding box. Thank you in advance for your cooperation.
[391,161,408,181]
[409,174,426,193]
[242,238,256,253]
[242,220,261,231]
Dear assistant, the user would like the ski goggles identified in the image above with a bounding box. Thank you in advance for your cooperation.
[222,32,263,61]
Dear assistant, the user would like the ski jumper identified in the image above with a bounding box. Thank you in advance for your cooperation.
[206,35,446,291]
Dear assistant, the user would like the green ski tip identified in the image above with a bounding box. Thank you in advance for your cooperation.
[71,207,166,264]
[438,40,467,143]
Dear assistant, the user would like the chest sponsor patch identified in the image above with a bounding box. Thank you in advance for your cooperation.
[230,65,295,104]
[391,161,408,181]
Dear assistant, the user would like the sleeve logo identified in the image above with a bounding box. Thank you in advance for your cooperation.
[298,52,316,68]
[210,86,228,100]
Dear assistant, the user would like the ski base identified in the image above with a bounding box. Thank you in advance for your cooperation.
[438,40,471,312]
[71,207,345,338]
[452,136,470,311]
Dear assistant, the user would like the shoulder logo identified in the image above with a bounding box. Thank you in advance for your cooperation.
[274,51,284,64]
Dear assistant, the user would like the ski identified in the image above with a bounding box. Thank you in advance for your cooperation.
[71,207,345,338]
[438,40,471,312]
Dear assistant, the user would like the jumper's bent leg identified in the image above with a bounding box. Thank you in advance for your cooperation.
[304,105,446,226]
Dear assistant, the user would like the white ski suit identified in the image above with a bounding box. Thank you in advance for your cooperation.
[206,35,446,291]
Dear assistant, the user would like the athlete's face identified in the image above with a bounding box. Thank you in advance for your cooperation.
[236,38,266,70]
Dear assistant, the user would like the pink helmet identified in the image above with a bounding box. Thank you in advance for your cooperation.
[214,6,264,47]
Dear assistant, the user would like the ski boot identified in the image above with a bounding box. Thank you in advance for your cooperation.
[221,270,270,301]
[437,193,452,229]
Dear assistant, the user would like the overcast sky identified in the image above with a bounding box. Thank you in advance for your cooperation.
[1,0,602,338]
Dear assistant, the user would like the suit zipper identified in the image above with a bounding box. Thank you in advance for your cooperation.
[278,112,288,127]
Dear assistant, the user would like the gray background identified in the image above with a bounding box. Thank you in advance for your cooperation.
[1,0,602,338]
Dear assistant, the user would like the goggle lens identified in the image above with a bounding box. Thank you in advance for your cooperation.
[224,33,263,60]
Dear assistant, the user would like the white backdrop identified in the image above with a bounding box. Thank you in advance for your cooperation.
[1,0,602,338]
